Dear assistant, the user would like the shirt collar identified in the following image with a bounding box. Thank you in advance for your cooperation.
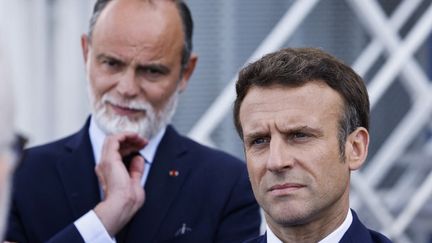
[318,209,352,243]
[266,224,283,243]
[89,117,166,166]
[266,209,353,243]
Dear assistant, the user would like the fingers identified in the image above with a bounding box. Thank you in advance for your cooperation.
[101,132,147,162]
[93,132,147,236]
[96,132,147,197]
[117,133,147,157]
[95,165,106,194]
[129,155,145,182]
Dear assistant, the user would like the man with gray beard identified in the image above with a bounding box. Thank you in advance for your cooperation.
[6,0,260,242]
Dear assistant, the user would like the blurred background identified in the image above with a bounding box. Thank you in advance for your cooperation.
[1,0,431,242]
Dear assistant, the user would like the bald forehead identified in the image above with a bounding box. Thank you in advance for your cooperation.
[94,0,183,40]
[100,0,181,23]
[91,0,185,61]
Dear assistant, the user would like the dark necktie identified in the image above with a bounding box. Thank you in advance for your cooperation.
[122,151,142,170]
[116,151,146,243]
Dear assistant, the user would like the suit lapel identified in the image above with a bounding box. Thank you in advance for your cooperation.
[246,233,266,243]
[340,210,374,243]
[260,233,267,243]
[56,119,101,219]
[123,126,192,242]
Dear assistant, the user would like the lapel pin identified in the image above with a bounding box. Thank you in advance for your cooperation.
[175,223,192,236]
[169,170,179,177]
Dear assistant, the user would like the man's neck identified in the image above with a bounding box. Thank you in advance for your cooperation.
[266,207,351,243]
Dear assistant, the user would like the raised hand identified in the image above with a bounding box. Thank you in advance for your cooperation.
[94,132,147,236]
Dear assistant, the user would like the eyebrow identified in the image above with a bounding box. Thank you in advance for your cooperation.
[136,63,170,74]
[281,125,324,138]
[96,53,121,62]
[96,53,170,74]
[243,130,269,143]
[243,125,323,140]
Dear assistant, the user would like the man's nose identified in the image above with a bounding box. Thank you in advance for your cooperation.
[266,138,294,172]
[117,69,139,97]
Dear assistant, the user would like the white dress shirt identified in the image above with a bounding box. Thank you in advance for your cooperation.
[267,209,353,243]
[74,117,166,243]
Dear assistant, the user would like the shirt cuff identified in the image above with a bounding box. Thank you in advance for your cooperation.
[74,210,116,243]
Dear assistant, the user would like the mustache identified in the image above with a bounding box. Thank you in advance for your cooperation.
[101,94,153,112]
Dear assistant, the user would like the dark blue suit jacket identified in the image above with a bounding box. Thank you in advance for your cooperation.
[7,120,261,242]
[244,210,392,243]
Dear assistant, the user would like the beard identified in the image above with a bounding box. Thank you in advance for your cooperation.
[88,86,179,140]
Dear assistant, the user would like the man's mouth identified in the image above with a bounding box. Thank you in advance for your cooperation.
[268,183,305,196]
[107,102,146,117]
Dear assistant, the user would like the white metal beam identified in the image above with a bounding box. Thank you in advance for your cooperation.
[188,0,320,144]
[348,0,432,108]
[352,0,422,77]
[351,0,429,100]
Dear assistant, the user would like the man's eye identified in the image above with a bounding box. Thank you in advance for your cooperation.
[291,132,312,142]
[137,67,165,80]
[293,132,307,138]
[102,59,120,68]
[145,68,161,74]
[252,137,269,145]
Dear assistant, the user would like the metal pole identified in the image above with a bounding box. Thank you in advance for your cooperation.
[188,0,320,144]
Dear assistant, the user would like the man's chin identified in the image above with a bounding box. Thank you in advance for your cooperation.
[95,113,157,139]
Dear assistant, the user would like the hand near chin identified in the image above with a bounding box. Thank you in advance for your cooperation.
[94,132,147,237]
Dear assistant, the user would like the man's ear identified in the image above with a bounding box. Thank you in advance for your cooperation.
[81,34,90,64]
[178,53,198,92]
[345,127,369,171]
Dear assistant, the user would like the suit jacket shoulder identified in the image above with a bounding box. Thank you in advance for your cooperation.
[7,119,98,243]
[163,126,244,164]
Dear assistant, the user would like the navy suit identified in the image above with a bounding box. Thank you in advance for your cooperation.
[7,120,261,242]
[244,210,392,243]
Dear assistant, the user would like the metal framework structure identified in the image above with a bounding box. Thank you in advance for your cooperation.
[2,0,431,242]
[188,0,432,242]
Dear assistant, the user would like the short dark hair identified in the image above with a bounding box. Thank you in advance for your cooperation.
[233,48,369,157]
[87,0,193,68]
